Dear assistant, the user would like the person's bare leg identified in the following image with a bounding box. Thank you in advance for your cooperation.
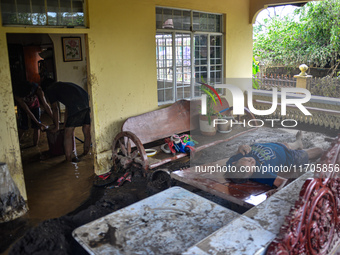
[286,130,303,150]
[72,129,77,158]
[82,124,91,155]
[305,147,323,160]
[33,128,40,146]
[64,127,75,161]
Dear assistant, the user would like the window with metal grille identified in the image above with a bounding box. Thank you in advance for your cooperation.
[156,7,223,104]
[1,0,85,26]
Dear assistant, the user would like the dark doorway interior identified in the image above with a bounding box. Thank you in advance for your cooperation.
[7,33,56,85]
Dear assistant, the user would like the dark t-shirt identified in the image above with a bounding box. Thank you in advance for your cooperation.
[45,82,89,116]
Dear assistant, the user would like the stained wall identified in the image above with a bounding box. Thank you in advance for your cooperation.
[1,0,303,198]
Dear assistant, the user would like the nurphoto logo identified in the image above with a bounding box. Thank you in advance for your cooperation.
[200,85,312,128]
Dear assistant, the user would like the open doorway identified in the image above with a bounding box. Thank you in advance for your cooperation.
[7,33,56,86]
[7,33,89,148]
[6,33,95,227]
[8,33,56,148]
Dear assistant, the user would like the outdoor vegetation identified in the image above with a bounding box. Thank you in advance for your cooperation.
[253,0,340,97]
[254,0,340,76]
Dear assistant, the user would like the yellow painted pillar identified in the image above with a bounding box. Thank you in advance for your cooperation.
[0,33,27,200]
[294,64,312,90]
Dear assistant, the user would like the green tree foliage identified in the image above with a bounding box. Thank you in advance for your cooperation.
[253,0,340,73]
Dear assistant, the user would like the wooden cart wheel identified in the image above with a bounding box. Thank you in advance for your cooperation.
[112,131,149,175]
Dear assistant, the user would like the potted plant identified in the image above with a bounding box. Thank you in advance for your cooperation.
[199,81,223,136]
[216,112,233,133]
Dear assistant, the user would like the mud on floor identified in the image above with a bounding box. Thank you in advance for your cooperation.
[7,172,148,255]
[3,126,337,254]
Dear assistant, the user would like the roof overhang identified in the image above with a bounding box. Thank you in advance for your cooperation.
[249,0,313,24]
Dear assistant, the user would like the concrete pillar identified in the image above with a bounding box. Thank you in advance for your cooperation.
[294,64,312,90]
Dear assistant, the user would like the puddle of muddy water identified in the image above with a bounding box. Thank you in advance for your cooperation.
[20,126,95,222]
[0,117,95,254]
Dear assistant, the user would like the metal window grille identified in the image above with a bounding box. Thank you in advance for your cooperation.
[156,7,223,104]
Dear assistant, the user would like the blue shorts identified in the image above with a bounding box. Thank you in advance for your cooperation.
[18,107,41,130]
[290,149,309,166]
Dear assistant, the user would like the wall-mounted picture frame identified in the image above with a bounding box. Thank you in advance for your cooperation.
[62,37,82,62]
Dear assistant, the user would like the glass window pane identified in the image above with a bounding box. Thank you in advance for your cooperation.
[1,0,84,26]
[59,0,71,12]
[156,7,190,31]
[157,87,174,103]
[162,8,173,29]
[175,34,191,92]
[59,0,72,26]
[156,33,174,103]
[195,66,207,80]
[158,89,165,102]
[176,86,191,100]
[48,0,84,26]
[156,7,163,29]
[216,15,222,32]
[210,66,222,82]
[17,0,32,25]
[1,0,18,25]
[199,13,208,31]
[157,69,165,80]
[194,35,207,67]
[73,0,83,12]
[210,35,222,65]
[172,9,190,30]
[177,87,184,100]
[182,11,190,31]
[165,88,174,102]
[193,12,199,31]
[47,0,59,25]
[71,0,84,26]
[165,81,173,88]
[193,12,222,32]
[173,9,181,29]
[157,80,165,89]
[32,0,46,25]
[207,14,216,32]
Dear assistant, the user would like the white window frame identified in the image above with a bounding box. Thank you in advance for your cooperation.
[156,7,224,105]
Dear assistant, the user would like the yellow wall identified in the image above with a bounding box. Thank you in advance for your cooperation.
[0,32,27,199]
[0,0,256,197]
[49,34,88,91]
[87,0,159,172]
[87,0,254,173]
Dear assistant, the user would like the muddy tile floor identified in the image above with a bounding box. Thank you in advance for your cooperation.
[0,122,337,255]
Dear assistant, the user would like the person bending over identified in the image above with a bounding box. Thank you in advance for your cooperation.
[225,131,323,190]
[13,81,53,146]
[42,79,91,162]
